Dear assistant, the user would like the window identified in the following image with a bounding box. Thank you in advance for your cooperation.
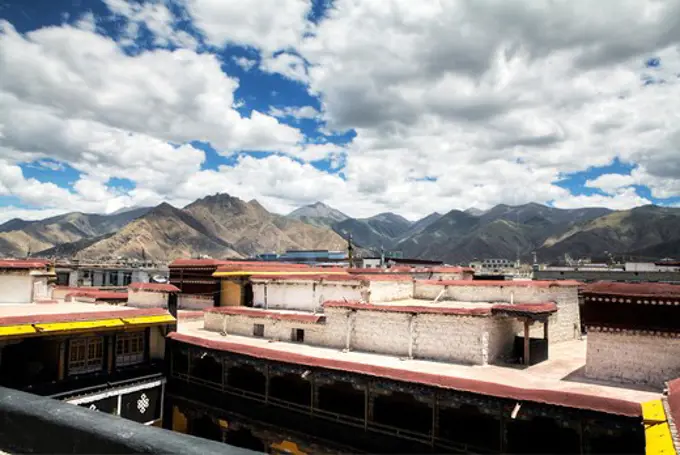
[253,324,265,337]
[291,329,304,343]
[68,337,104,375]
[116,332,145,367]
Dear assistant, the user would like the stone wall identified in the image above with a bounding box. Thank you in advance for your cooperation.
[413,282,580,342]
[179,294,214,310]
[351,310,411,356]
[204,312,327,345]
[585,330,680,387]
[252,281,364,312]
[368,280,413,302]
[128,290,167,308]
[411,313,489,364]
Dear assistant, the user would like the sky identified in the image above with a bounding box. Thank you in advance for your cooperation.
[1,0,680,223]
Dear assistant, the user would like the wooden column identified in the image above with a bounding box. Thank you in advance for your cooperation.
[523,319,531,366]
[264,364,270,404]
[430,393,438,447]
[544,319,549,341]
[364,381,371,430]
[57,340,66,381]
[499,403,507,453]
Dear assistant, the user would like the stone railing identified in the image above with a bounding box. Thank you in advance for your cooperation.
[0,386,257,454]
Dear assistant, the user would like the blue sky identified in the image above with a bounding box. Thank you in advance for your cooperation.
[1,0,679,222]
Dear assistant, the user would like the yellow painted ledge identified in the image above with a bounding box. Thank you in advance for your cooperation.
[642,399,677,455]
[0,314,176,339]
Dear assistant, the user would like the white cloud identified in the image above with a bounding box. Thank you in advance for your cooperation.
[184,0,311,53]
[233,56,257,71]
[261,52,308,83]
[0,21,302,155]
[5,1,680,222]
[552,187,651,210]
[585,173,637,195]
[269,105,320,120]
[104,0,199,50]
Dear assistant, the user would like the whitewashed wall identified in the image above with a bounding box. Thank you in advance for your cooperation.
[253,280,364,312]
[204,306,519,366]
[0,274,33,304]
[586,331,680,387]
[32,276,50,300]
[368,280,413,302]
[179,294,214,310]
[351,310,411,356]
[204,312,327,345]
[413,282,580,342]
[128,290,168,308]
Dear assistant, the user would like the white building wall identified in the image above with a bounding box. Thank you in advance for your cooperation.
[0,274,34,304]
[413,314,488,364]
[253,281,364,312]
[203,306,516,366]
[322,307,353,349]
[413,282,580,342]
[179,294,214,310]
[204,312,327,345]
[32,276,50,300]
[128,290,168,308]
[586,331,680,387]
[352,310,411,356]
[368,280,413,302]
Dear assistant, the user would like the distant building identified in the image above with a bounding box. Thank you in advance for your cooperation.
[0,259,55,304]
[255,249,348,265]
[54,262,168,287]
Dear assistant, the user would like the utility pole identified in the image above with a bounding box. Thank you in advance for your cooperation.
[347,234,354,268]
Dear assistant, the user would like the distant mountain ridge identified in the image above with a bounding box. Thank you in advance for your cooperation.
[2,198,680,264]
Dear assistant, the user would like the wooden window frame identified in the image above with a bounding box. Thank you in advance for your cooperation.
[115,331,146,367]
[68,336,104,375]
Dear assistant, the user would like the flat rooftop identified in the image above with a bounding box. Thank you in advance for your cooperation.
[173,320,660,417]
[0,303,169,325]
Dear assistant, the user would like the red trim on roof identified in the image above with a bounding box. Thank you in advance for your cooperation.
[215,263,314,272]
[0,259,51,269]
[421,280,582,288]
[324,300,491,316]
[129,282,180,293]
[0,307,169,326]
[583,282,680,298]
[167,332,641,417]
[178,310,205,320]
[491,303,558,315]
[429,267,475,273]
[66,291,128,300]
[667,377,680,435]
[169,259,232,267]
[207,307,325,323]
[251,274,412,282]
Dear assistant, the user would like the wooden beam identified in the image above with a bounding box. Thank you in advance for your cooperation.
[523,319,530,366]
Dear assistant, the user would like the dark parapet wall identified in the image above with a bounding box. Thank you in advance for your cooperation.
[0,385,258,454]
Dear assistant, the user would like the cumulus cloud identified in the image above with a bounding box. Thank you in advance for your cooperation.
[183,0,311,53]
[0,21,302,154]
[269,105,320,120]
[233,56,257,71]
[4,0,680,221]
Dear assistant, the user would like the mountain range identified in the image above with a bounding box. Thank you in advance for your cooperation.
[1,195,680,263]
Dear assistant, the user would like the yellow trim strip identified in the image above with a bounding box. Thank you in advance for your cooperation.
[0,314,176,339]
[0,325,38,336]
[122,314,177,325]
[213,271,348,277]
[642,399,677,455]
[35,319,125,332]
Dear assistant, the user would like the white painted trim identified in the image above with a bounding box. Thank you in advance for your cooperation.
[66,378,165,405]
